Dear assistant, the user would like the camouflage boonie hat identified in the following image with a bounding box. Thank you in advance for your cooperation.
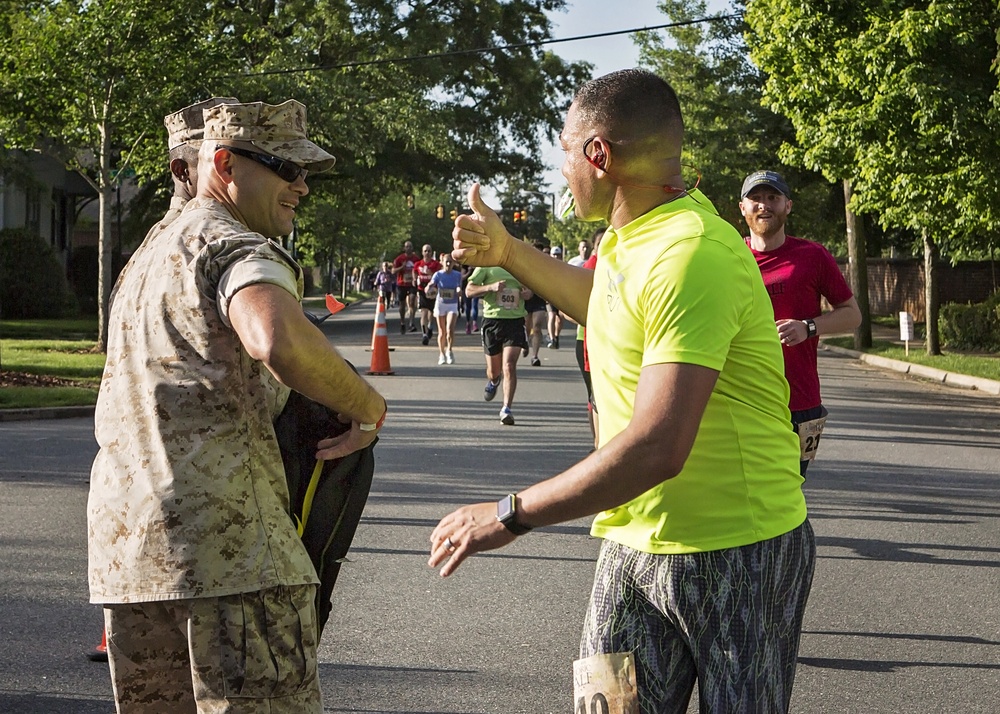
[164,97,239,150]
[203,100,336,172]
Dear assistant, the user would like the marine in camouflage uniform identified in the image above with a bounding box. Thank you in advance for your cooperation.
[88,100,387,713]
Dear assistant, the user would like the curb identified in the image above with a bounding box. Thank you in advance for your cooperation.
[819,343,1000,396]
[0,405,97,422]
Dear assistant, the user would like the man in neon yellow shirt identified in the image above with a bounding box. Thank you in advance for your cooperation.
[429,69,813,713]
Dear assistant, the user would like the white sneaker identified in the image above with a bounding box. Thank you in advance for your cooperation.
[438,354,446,365]
[445,351,454,365]
[499,406,515,426]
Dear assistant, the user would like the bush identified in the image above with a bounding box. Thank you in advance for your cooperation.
[940,292,1000,352]
[0,228,76,318]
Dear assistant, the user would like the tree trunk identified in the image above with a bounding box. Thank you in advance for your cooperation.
[923,228,940,355]
[97,119,114,352]
[843,179,872,349]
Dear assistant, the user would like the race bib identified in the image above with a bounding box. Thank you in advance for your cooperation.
[573,653,640,714]
[440,288,456,300]
[798,413,828,461]
[499,288,521,310]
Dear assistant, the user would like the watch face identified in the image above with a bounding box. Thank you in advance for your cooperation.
[497,494,515,522]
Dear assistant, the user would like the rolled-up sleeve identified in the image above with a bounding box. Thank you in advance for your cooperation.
[216,243,302,327]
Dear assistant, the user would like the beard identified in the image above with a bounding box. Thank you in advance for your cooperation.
[746,213,787,237]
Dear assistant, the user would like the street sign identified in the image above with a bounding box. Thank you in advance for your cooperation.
[899,311,915,354]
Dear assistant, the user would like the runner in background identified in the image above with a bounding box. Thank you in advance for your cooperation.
[429,254,463,365]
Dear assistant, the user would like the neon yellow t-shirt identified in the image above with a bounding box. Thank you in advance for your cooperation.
[587,190,806,555]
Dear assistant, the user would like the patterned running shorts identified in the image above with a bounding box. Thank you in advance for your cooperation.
[580,521,815,714]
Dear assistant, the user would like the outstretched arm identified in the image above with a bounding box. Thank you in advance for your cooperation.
[429,361,719,576]
[230,283,387,459]
[453,183,594,324]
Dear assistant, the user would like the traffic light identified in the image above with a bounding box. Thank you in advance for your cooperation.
[435,204,444,219]
[449,208,458,221]
[406,194,414,210]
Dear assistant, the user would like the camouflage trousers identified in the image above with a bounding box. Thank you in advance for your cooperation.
[104,584,322,714]
[581,521,816,714]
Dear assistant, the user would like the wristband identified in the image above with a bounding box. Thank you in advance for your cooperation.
[359,405,387,432]
[804,319,817,338]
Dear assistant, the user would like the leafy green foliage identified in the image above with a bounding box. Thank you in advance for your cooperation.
[0,0,591,347]
[746,0,1000,256]
[637,0,846,247]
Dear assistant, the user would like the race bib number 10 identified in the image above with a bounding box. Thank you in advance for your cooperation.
[573,652,640,714]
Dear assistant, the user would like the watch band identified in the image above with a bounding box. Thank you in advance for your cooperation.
[804,319,817,338]
[497,494,533,535]
[359,405,387,432]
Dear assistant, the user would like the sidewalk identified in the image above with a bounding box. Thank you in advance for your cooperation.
[820,324,1000,396]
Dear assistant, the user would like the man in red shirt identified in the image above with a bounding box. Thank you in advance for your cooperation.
[392,241,418,335]
[414,244,442,345]
[740,170,861,475]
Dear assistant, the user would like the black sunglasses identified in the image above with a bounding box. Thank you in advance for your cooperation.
[218,145,307,183]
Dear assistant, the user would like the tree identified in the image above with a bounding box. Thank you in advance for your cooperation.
[747,0,1000,354]
[636,0,845,247]
[0,0,590,350]
[0,0,224,349]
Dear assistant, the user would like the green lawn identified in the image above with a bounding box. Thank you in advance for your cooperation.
[0,297,375,411]
[824,337,1000,381]
[0,326,104,408]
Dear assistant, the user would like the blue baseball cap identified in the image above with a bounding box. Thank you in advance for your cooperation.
[741,170,790,198]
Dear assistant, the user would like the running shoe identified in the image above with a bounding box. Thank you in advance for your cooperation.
[438,354,446,365]
[484,378,500,401]
[531,357,541,367]
[465,323,472,335]
[446,351,455,365]
[499,406,515,426]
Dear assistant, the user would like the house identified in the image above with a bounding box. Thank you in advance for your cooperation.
[0,148,97,267]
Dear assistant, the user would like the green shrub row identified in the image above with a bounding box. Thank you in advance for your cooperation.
[0,228,77,318]
[940,292,1000,351]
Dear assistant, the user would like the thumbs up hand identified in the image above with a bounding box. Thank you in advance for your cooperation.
[451,183,514,269]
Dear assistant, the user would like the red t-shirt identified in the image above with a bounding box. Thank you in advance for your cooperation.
[414,259,442,291]
[393,252,417,286]
[746,235,853,411]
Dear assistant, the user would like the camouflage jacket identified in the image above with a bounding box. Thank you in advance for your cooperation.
[88,197,318,603]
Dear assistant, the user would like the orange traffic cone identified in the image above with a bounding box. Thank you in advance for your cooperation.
[367,296,395,375]
[87,628,108,662]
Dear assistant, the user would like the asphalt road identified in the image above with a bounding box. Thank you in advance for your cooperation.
[0,302,998,713]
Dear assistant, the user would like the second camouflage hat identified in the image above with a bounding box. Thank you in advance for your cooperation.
[164,97,239,150]
[203,100,336,173]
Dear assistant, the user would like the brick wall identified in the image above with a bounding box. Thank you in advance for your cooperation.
[838,259,999,320]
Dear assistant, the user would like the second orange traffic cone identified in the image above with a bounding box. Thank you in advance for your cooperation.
[367,296,394,375]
